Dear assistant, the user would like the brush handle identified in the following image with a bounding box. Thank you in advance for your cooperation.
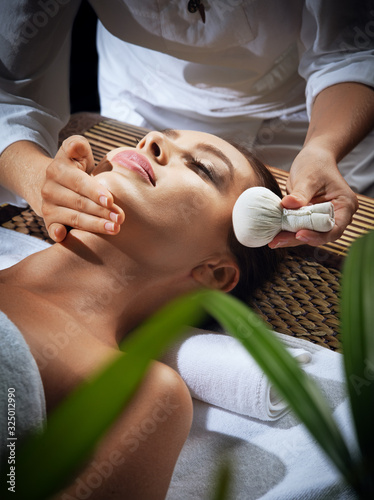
[281,202,335,233]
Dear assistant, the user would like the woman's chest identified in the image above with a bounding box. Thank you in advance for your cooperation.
[0,284,116,410]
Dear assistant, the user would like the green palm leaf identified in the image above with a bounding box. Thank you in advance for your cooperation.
[341,230,374,495]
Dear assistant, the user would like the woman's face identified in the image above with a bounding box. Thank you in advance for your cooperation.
[92,130,256,273]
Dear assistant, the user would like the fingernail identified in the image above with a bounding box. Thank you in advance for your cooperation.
[104,222,115,232]
[270,240,287,249]
[99,195,108,207]
[296,235,309,243]
[109,212,119,223]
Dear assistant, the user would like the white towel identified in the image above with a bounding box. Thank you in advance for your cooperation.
[0,311,46,462]
[161,329,312,421]
[0,227,50,270]
[0,228,49,459]
[167,337,354,500]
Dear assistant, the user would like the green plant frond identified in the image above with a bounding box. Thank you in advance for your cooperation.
[211,458,232,500]
[341,230,374,488]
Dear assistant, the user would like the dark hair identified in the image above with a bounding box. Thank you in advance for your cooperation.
[227,142,286,301]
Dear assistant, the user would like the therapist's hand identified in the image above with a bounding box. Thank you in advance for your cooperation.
[268,143,358,249]
[41,136,125,242]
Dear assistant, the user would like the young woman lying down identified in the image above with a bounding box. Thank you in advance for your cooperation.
[0,130,283,499]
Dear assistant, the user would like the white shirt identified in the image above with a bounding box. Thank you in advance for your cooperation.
[0,0,373,204]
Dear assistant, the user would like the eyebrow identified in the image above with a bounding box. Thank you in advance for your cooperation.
[161,128,180,139]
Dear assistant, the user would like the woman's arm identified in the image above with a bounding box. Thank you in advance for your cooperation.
[270,82,374,248]
[272,82,374,248]
[268,0,374,249]
[0,138,124,241]
[0,141,52,216]
[0,2,123,241]
[304,82,374,165]
[0,0,77,206]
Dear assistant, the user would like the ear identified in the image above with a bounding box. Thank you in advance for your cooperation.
[191,256,240,293]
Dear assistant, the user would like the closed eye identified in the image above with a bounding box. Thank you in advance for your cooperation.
[182,152,225,191]
[189,157,215,181]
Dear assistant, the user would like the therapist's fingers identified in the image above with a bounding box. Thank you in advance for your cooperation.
[42,138,126,240]
[268,145,358,249]
[44,154,117,212]
[268,196,355,249]
[48,223,68,243]
[268,229,335,249]
[42,183,125,241]
[44,206,123,239]
[42,181,124,222]
[49,135,118,212]
[56,135,96,174]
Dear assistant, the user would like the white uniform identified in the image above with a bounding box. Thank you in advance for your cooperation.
[1,0,373,206]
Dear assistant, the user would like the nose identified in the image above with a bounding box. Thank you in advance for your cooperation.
[137,131,170,166]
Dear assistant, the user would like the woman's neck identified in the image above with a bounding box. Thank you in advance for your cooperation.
[3,230,187,346]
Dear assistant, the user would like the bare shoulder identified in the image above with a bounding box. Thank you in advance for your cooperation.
[0,281,120,410]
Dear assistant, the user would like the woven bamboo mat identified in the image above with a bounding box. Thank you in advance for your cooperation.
[2,117,374,351]
[1,205,52,242]
[251,252,341,350]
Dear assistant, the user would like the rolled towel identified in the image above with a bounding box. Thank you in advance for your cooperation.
[232,186,335,247]
[161,329,312,421]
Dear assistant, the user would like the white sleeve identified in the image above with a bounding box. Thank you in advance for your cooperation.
[0,0,80,204]
[298,1,374,118]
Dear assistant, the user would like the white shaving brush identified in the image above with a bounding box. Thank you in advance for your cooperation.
[232,187,335,248]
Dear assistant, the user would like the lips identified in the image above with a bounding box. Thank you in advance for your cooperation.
[111,151,156,186]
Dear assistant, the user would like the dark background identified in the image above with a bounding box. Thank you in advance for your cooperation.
[69,1,100,114]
